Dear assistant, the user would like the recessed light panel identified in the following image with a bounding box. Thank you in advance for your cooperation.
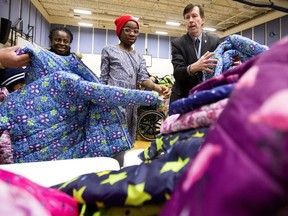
[74,9,91,15]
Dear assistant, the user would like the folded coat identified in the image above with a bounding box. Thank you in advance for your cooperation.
[202,34,268,81]
[160,37,288,216]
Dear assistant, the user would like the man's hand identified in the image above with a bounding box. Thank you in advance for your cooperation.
[232,55,242,67]
[190,51,217,74]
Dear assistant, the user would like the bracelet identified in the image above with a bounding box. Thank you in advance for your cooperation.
[0,60,5,69]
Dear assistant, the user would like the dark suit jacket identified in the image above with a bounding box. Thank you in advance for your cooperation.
[170,32,220,103]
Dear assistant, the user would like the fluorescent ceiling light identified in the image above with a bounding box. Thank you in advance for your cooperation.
[79,22,93,27]
[166,21,180,26]
[155,31,168,35]
[73,9,92,15]
[203,27,216,32]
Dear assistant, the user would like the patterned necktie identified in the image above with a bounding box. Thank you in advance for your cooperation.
[195,38,200,51]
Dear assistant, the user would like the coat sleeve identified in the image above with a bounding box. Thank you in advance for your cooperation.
[56,71,160,107]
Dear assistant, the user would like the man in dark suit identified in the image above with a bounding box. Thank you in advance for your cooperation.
[170,3,220,104]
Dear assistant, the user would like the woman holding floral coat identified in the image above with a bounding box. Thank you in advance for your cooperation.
[0,44,160,163]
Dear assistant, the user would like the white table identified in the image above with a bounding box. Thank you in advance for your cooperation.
[0,157,120,187]
[123,149,144,167]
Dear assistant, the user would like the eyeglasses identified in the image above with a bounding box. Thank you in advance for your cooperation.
[122,27,140,35]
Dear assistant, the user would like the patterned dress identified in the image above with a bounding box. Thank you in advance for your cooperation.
[101,45,151,141]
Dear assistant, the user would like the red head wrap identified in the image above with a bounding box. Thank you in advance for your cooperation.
[114,15,139,37]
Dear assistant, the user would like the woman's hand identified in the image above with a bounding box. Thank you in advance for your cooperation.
[0,46,30,69]
[154,84,171,99]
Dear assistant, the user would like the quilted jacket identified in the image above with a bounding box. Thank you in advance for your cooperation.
[202,34,269,81]
[0,44,159,163]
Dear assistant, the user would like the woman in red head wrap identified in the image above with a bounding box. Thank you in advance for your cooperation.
[100,15,170,166]
[114,15,140,38]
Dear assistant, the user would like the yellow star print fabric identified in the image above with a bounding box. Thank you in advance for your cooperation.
[53,127,208,215]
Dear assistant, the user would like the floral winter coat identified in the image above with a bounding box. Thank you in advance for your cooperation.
[202,34,268,81]
[0,87,13,164]
[0,44,159,163]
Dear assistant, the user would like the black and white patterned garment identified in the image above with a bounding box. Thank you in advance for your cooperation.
[100,45,151,141]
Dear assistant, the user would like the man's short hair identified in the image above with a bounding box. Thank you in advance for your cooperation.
[183,4,205,18]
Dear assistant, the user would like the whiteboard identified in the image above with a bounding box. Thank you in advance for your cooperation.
[143,54,152,67]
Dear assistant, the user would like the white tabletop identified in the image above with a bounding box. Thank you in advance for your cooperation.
[0,157,120,187]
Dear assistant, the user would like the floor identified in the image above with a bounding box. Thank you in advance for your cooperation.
[131,136,151,150]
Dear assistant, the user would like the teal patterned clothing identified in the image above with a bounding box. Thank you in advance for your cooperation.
[0,44,159,163]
